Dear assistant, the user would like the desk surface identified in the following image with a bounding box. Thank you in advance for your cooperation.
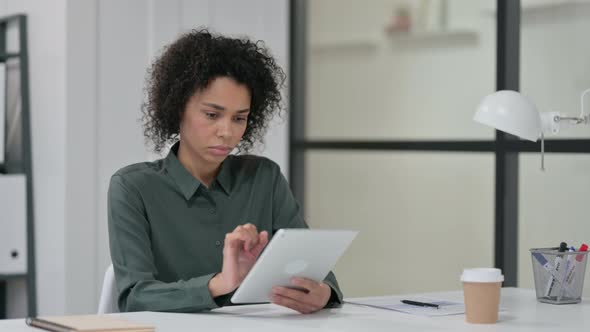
[1,288,587,331]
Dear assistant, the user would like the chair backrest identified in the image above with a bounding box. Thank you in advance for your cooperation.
[98,264,119,313]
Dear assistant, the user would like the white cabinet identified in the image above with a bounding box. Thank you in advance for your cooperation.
[0,174,27,274]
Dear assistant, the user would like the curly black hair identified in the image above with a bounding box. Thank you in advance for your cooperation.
[141,28,286,153]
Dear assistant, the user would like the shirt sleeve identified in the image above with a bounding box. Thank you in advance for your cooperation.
[270,164,343,307]
[108,174,220,312]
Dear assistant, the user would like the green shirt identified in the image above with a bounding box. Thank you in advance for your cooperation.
[107,142,342,312]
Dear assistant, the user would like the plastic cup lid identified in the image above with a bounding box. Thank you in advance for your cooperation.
[460,268,504,283]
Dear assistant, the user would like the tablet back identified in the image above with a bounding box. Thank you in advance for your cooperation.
[231,228,357,304]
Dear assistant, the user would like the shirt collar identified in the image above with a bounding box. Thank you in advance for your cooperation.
[164,142,232,200]
[215,156,233,196]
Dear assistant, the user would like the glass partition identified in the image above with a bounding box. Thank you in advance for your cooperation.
[305,151,494,296]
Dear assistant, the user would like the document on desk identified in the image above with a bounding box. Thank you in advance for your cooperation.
[346,297,465,317]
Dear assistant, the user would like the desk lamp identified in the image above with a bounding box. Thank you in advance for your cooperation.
[473,89,590,170]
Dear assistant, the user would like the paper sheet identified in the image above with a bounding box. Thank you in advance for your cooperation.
[346,297,465,317]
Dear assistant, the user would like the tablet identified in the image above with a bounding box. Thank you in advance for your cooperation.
[230,228,358,304]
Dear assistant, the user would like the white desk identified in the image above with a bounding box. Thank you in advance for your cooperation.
[1,288,588,331]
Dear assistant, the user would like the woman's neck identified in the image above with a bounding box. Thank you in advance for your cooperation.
[177,142,219,188]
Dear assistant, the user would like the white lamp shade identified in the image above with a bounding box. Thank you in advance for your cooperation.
[474,90,542,142]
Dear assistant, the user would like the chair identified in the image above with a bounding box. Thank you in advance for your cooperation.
[98,264,119,313]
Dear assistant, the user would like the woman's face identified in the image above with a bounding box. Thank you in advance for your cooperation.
[179,76,251,166]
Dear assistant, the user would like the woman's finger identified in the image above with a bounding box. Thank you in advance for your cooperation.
[272,286,312,304]
[250,231,269,257]
[271,294,317,314]
[232,225,258,251]
[291,278,320,292]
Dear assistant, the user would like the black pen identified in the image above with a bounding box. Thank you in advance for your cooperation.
[401,299,440,309]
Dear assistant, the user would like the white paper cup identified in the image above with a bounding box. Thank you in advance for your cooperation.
[461,268,504,324]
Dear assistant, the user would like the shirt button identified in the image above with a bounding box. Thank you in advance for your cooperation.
[215,240,221,246]
[209,208,216,214]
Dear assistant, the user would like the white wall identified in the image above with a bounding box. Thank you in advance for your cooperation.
[64,0,99,315]
[93,1,153,314]
[3,0,289,317]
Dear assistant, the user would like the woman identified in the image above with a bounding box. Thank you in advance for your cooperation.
[107,29,342,314]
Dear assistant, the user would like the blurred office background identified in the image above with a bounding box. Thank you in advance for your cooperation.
[300,0,590,299]
[1,0,590,319]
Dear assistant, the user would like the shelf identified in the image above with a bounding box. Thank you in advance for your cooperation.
[308,30,478,53]
[522,0,590,11]
[309,39,379,54]
[482,0,590,14]
[0,52,19,61]
[0,14,35,319]
[387,30,478,47]
[0,274,26,280]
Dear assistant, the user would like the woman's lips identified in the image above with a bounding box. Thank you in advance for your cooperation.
[209,146,231,156]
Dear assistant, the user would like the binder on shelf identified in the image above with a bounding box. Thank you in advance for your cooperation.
[0,174,27,274]
[0,62,5,165]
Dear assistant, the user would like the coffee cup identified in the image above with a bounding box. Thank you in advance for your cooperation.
[460,268,504,324]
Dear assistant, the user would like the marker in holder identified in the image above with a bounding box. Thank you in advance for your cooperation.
[530,246,589,304]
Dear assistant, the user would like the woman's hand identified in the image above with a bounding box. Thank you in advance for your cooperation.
[271,278,332,314]
[209,223,268,297]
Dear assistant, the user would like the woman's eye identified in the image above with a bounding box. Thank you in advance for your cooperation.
[235,117,247,122]
[205,112,218,119]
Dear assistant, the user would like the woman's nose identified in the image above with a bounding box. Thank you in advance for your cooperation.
[216,119,232,138]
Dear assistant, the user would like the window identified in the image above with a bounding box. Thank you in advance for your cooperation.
[290,0,590,294]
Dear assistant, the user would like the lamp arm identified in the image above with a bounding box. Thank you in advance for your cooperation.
[547,89,590,128]
[537,88,590,171]
[556,115,586,124]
